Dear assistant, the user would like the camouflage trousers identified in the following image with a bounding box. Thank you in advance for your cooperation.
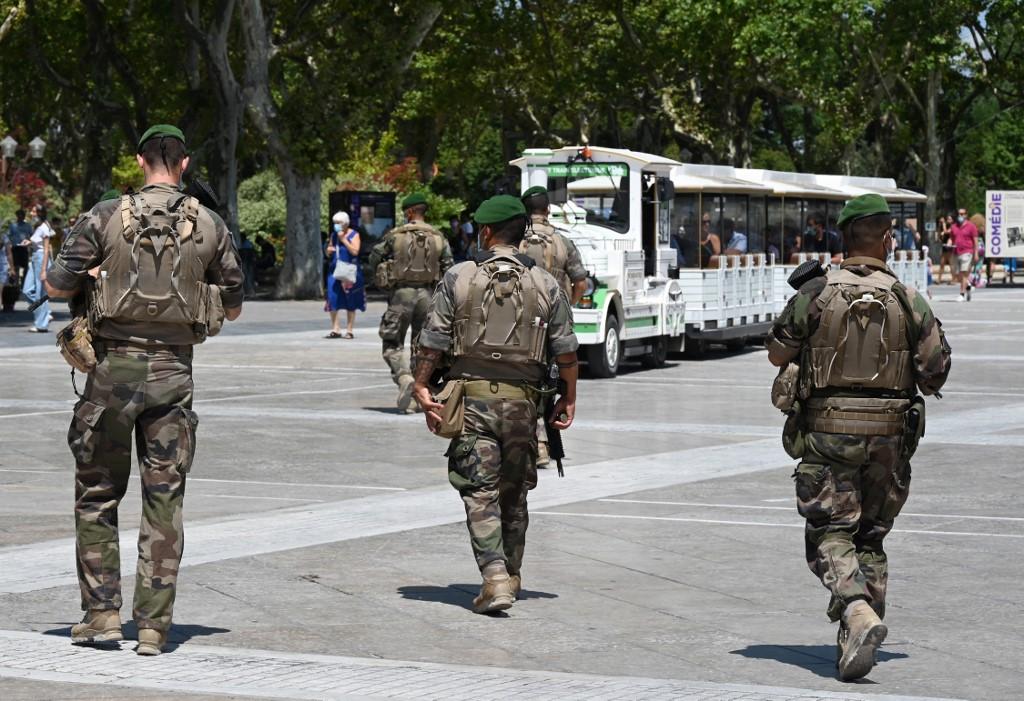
[70,343,198,633]
[446,392,538,574]
[794,431,911,622]
[379,285,432,386]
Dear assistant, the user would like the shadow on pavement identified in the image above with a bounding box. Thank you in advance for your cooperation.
[397,584,558,612]
[730,644,907,679]
[44,622,231,653]
[362,407,412,415]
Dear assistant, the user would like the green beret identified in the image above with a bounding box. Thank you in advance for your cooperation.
[99,188,121,202]
[137,124,186,153]
[474,195,526,225]
[521,185,548,200]
[401,192,428,210]
[837,193,891,228]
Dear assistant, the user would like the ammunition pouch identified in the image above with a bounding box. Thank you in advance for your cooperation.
[433,379,466,439]
[901,394,926,461]
[805,396,910,436]
[198,283,225,340]
[782,399,807,459]
[771,363,800,412]
[56,316,97,374]
[374,260,394,290]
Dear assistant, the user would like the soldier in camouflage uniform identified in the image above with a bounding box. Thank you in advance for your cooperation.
[767,194,951,681]
[45,125,243,656]
[412,195,578,614]
[367,193,453,413]
[520,186,588,467]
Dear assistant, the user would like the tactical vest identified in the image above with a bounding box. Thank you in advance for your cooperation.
[807,265,914,394]
[451,253,552,379]
[92,191,221,343]
[519,218,570,294]
[390,223,444,284]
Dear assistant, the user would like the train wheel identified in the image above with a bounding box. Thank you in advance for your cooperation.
[585,314,621,378]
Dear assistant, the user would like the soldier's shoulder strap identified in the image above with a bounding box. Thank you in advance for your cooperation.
[890,281,921,350]
[473,250,535,268]
[119,194,137,242]
[176,195,201,243]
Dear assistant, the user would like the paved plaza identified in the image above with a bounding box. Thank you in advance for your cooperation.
[0,284,1021,700]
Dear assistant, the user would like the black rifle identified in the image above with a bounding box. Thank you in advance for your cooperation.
[543,362,567,477]
[787,259,827,290]
[28,295,49,312]
[184,177,220,211]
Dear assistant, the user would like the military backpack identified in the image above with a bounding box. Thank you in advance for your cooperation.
[807,263,914,393]
[92,192,223,342]
[451,253,551,372]
[389,223,444,284]
[519,219,570,293]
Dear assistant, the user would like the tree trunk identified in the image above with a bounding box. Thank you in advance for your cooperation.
[922,67,941,232]
[80,121,114,209]
[274,164,323,299]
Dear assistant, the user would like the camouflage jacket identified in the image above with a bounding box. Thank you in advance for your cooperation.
[766,258,951,396]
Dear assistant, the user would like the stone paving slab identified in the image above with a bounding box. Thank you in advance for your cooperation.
[0,438,790,595]
[0,630,963,701]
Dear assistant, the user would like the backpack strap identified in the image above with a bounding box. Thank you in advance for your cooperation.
[890,281,921,350]
[119,195,136,242]
[473,250,535,268]
[178,196,200,243]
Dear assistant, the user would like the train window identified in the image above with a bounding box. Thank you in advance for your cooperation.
[721,195,750,255]
[550,162,630,234]
[748,196,766,257]
[783,199,802,263]
[671,193,700,268]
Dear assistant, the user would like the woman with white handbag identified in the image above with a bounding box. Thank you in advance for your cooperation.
[324,210,365,338]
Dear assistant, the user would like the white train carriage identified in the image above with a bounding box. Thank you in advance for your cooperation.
[511,146,930,376]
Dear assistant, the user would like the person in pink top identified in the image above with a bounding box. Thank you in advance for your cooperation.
[950,207,978,301]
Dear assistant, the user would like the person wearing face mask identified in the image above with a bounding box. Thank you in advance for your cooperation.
[767,193,951,682]
[950,208,978,301]
[324,210,364,338]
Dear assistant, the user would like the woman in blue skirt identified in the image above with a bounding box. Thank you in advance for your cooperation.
[325,211,365,338]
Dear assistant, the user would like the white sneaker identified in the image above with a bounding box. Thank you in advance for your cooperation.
[957,294,965,302]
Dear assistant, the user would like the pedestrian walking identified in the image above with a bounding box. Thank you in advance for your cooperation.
[2,208,32,311]
[22,204,54,332]
[44,124,243,656]
[412,195,578,614]
[937,214,954,283]
[325,210,365,339]
[367,193,453,413]
[520,185,588,467]
[950,207,978,301]
[766,194,951,681]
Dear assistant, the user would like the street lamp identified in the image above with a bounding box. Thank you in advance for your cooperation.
[0,135,46,194]
[28,137,46,159]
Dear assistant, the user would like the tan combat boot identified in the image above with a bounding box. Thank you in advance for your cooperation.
[536,441,550,468]
[71,609,123,644]
[472,561,514,614]
[837,602,887,681]
[397,376,416,414]
[136,628,167,656]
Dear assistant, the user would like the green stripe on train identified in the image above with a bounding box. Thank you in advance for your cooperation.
[625,316,658,328]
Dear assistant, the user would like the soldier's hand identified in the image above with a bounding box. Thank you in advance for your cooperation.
[412,383,443,433]
[550,397,575,430]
